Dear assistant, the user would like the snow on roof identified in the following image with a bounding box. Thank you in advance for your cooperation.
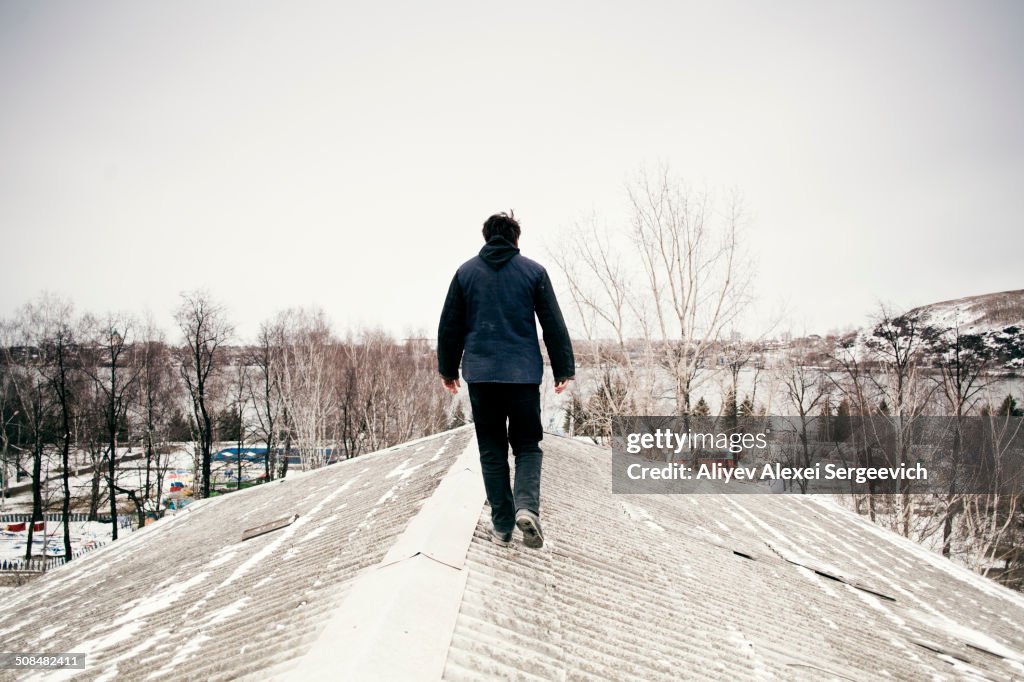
[1,427,1023,681]
[443,438,1024,681]
[0,428,475,682]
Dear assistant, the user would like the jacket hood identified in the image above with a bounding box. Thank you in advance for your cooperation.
[478,235,520,270]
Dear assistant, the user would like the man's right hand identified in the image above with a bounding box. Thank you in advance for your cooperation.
[442,377,460,395]
[554,378,573,394]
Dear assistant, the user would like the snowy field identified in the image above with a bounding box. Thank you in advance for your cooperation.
[0,444,280,562]
[0,444,287,563]
[1,448,194,516]
[0,445,272,517]
[0,520,127,562]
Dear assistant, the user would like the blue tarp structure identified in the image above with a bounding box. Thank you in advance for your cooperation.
[212,447,341,464]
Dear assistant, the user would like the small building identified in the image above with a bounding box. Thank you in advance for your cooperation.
[695,449,738,470]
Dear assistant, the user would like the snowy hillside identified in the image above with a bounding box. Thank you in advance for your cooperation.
[907,289,1024,370]
[907,289,1024,333]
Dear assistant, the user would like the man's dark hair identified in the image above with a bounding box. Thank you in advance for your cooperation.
[482,211,521,243]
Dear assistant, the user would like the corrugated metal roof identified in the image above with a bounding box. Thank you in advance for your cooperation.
[1,428,1023,681]
[441,436,1024,681]
[0,428,474,682]
[282,432,485,681]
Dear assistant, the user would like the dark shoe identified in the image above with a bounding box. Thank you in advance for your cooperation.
[491,527,513,547]
[515,509,544,549]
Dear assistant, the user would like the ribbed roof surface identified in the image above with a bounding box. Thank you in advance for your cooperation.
[1,428,1023,681]
[442,436,1024,680]
[0,428,472,682]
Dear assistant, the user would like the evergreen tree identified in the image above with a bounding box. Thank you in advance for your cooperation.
[563,393,581,434]
[833,399,852,442]
[721,387,738,431]
[997,393,1023,417]
[817,397,833,442]
[216,407,242,443]
[721,388,737,418]
[166,409,194,442]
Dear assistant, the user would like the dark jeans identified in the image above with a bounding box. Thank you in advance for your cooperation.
[467,382,543,534]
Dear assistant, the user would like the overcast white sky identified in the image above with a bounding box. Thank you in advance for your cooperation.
[1,0,1021,342]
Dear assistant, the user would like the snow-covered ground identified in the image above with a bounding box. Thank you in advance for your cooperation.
[1,449,195,516]
[0,446,271,517]
[0,446,280,564]
[0,520,127,562]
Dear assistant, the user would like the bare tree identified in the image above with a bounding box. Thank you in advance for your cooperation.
[0,340,20,510]
[829,308,941,534]
[351,330,392,454]
[922,316,992,557]
[175,291,233,499]
[336,340,362,459]
[865,308,937,537]
[628,170,753,415]
[38,299,80,559]
[333,329,450,457]
[274,308,337,470]
[79,378,109,520]
[2,298,71,561]
[830,333,883,520]
[81,312,140,540]
[779,344,830,493]
[550,168,754,425]
[548,216,658,425]
[961,407,1023,586]
[222,357,251,491]
[392,336,449,443]
[249,319,283,481]
[131,317,179,523]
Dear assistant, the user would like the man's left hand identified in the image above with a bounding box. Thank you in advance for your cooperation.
[442,377,460,395]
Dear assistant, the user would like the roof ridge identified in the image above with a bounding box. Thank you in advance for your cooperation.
[281,434,484,680]
[29,427,479,587]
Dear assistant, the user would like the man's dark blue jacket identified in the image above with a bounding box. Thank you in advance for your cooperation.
[437,236,575,385]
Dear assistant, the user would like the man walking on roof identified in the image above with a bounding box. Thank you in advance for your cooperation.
[437,211,575,549]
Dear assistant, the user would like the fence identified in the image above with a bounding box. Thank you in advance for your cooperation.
[0,548,96,573]
[0,513,132,528]
[0,514,134,574]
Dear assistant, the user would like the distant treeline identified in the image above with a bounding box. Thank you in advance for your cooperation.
[0,291,461,564]
[565,307,1024,590]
